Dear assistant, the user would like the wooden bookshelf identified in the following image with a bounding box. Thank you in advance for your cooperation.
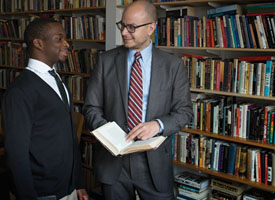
[182,128,275,150]
[157,46,275,53]
[173,161,275,192]
[190,88,275,101]
[0,7,106,15]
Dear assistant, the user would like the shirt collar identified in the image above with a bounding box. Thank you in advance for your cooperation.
[128,40,152,62]
[27,58,56,74]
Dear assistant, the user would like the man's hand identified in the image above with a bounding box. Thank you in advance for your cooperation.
[77,189,89,200]
[126,121,160,141]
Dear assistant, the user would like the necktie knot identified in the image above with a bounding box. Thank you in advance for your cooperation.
[135,52,141,60]
[49,69,58,77]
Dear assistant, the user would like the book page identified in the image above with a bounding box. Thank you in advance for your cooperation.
[92,122,133,153]
[122,136,166,154]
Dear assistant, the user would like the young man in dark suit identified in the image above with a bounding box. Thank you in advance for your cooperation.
[83,1,193,199]
[2,18,88,200]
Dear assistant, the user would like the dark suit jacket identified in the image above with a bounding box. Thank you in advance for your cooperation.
[83,46,193,192]
[2,70,83,200]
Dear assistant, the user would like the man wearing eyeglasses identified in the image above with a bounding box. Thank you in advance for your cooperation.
[84,1,192,199]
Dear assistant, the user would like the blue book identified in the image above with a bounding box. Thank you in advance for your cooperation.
[227,144,237,174]
[224,15,232,48]
[230,15,238,48]
[154,23,158,46]
[231,15,240,48]
[264,60,272,96]
[245,15,254,48]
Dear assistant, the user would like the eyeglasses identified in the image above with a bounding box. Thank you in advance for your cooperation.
[116,21,153,33]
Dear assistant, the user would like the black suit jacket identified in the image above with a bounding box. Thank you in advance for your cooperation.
[84,46,193,192]
[2,70,82,200]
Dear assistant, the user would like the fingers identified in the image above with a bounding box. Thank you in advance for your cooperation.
[125,121,160,141]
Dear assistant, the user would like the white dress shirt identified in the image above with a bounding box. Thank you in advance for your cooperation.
[26,58,70,105]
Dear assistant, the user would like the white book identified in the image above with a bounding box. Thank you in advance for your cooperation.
[248,63,254,95]
[256,63,262,96]
[235,14,244,48]
[91,122,166,156]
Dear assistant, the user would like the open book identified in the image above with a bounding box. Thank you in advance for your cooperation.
[91,121,166,156]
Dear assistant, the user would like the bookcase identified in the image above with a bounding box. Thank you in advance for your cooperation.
[129,0,275,195]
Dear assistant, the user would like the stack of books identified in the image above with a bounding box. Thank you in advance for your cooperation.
[174,171,210,200]
[210,178,247,200]
[243,188,275,200]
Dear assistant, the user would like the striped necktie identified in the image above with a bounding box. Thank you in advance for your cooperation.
[128,52,142,131]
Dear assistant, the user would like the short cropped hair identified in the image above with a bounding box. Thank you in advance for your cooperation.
[24,18,59,50]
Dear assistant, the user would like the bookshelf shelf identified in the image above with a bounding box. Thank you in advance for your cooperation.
[118,0,272,7]
[0,7,106,15]
[182,128,275,150]
[58,71,90,78]
[157,46,275,53]
[0,65,24,70]
[190,88,275,101]
[0,38,105,43]
[173,161,275,192]
[73,100,85,104]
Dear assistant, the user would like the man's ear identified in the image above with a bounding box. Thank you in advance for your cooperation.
[33,38,43,50]
[147,22,156,37]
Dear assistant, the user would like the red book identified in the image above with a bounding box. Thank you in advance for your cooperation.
[220,19,228,48]
[206,19,211,47]
[246,12,275,16]
[182,53,205,59]
[209,18,214,47]
[238,56,275,61]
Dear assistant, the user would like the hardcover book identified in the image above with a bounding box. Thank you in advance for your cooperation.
[91,122,166,156]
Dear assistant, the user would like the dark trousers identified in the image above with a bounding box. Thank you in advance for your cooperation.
[102,152,174,200]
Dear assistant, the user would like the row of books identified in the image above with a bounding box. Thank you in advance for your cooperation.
[56,48,99,74]
[0,14,106,40]
[80,137,94,168]
[0,42,27,68]
[174,133,275,186]
[183,54,275,97]
[0,69,88,101]
[190,95,275,143]
[0,0,106,12]
[0,41,98,74]
[63,75,88,102]
[59,15,105,40]
[119,0,183,5]
[0,69,20,88]
[154,13,275,49]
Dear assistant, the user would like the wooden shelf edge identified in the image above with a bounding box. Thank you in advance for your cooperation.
[0,38,105,42]
[182,128,275,150]
[190,88,275,101]
[0,7,106,15]
[157,46,275,52]
[174,161,275,192]
[118,0,271,7]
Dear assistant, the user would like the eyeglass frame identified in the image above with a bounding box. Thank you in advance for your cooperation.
[116,21,154,33]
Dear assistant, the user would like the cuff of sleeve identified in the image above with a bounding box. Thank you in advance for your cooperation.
[155,119,164,136]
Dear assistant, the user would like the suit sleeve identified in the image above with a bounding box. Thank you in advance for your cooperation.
[2,87,37,200]
[159,59,193,136]
[83,54,108,131]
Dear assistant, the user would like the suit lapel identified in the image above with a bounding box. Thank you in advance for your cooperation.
[115,47,129,119]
